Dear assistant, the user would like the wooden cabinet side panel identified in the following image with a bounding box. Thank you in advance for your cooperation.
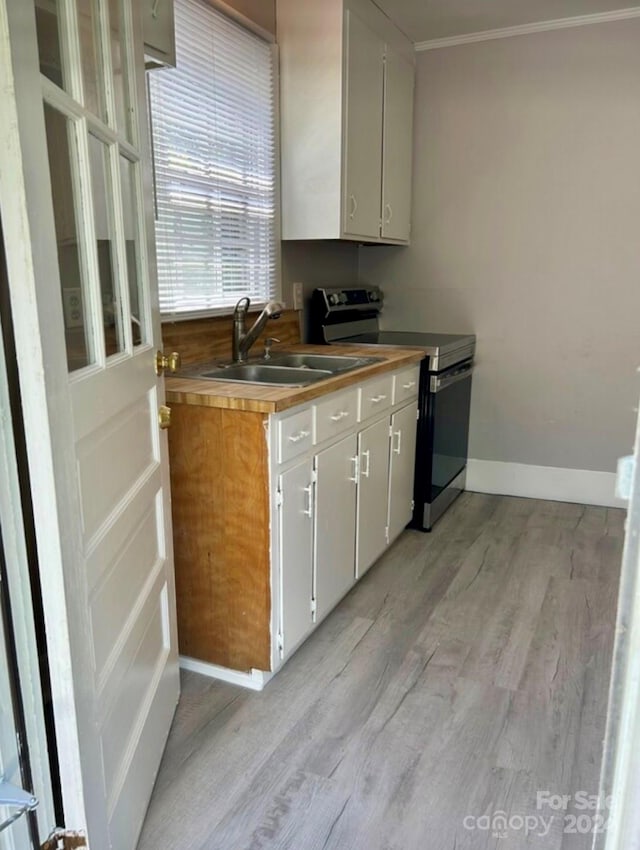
[168,405,271,671]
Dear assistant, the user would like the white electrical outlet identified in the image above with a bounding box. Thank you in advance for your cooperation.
[62,287,84,329]
[292,281,304,311]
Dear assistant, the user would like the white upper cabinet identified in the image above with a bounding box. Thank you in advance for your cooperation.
[277,0,415,244]
[381,44,415,242]
[343,11,384,240]
[143,0,176,67]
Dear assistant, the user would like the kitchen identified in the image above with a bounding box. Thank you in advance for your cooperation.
[0,0,638,849]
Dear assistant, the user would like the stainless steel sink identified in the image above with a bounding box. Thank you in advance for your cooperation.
[196,364,333,387]
[178,352,384,386]
[264,353,383,372]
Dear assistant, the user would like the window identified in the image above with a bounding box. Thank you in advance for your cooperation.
[148,0,279,317]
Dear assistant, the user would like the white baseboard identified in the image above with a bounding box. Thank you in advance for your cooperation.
[466,459,626,509]
[179,656,273,691]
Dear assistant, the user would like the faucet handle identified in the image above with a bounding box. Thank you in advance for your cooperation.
[263,337,281,360]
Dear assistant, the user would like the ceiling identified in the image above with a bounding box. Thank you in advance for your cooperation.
[374,0,640,43]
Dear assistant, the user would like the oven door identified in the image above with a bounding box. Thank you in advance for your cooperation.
[411,360,473,531]
[426,360,473,502]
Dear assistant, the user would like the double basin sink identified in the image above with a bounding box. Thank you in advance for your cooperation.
[179,353,383,387]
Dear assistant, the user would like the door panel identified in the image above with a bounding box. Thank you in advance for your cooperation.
[388,403,418,543]
[356,417,391,577]
[314,434,357,621]
[0,261,55,842]
[0,588,34,850]
[381,45,414,242]
[342,9,384,240]
[0,2,179,848]
[279,460,314,657]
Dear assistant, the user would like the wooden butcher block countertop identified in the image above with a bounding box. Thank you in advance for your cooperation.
[165,344,425,413]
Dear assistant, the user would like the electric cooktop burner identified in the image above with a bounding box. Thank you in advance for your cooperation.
[339,330,473,353]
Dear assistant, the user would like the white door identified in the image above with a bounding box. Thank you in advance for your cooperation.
[356,417,391,577]
[314,434,358,621]
[342,8,384,240]
[387,403,418,543]
[0,2,179,849]
[381,43,414,242]
[0,600,34,850]
[0,292,56,846]
[278,460,314,658]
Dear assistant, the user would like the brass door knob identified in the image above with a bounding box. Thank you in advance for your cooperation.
[158,405,172,430]
[155,350,182,375]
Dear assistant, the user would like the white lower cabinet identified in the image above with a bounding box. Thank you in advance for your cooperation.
[387,403,418,542]
[314,434,358,621]
[274,369,419,663]
[278,459,315,657]
[356,417,392,577]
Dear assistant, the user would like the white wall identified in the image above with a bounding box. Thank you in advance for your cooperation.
[360,19,640,500]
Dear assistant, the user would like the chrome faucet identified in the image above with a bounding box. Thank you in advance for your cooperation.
[232,297,284,363]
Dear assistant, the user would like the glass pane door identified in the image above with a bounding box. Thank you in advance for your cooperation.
[35,0,150,373]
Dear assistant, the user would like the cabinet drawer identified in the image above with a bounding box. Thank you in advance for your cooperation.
[392,365,420,405]
[358,374,393,421]
[314,388,359,444]
[277,407,313,464]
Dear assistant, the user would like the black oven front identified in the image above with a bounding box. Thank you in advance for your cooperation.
[412,358,473,531]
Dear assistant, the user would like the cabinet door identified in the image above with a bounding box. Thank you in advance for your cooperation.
[342,9,384,240]
[143,0,176,67]
[356,417,391,577]
[314,434,358,621]
[381,44,414,242]
[278,460,314,657]
[387,403,418,543]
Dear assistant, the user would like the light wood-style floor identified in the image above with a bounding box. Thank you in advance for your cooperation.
[137,493,624,850]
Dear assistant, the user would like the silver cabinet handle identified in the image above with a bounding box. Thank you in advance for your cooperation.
[349,455,359,483]
[330,411,349,422]
[384,203,393,224]
[288,430,310,444]
[370,394,387,404]
[349,194,358,219]
[402,380,416,390]
[393,429,402,455]
[360,449,371,478]
[303,484,313,517]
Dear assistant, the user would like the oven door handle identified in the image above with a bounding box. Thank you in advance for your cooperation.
[430,363,473,393]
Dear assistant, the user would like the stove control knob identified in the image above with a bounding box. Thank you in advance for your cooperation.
[369,291,379,302]
[339,292,348,304]
[329,293,340,305]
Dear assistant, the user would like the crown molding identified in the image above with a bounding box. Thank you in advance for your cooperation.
[414,6,640,51]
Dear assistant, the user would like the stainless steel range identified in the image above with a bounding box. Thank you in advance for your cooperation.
[309,286,476,530]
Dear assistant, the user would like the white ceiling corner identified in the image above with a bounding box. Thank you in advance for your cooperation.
[372,0,640,48]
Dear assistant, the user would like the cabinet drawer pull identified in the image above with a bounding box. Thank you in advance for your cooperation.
[303,484,313,517]
[402,381,416,390]
[370,394,387,404]
[349,194,358,219]
[288,430,310,444]
[349,455,359,483]
[330,411,349,422]
[360,449,371,478]
[393,429,402,455]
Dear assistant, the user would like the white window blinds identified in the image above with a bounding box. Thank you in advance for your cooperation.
[148,0,279,317]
